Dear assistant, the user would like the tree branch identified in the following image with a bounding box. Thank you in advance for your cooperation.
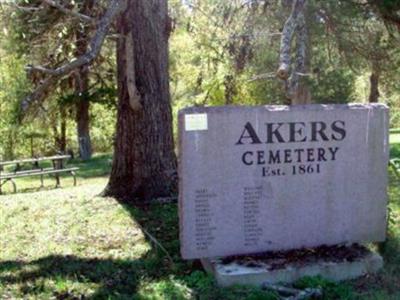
[42,0,95,23]
[248,72,276,82]
[22,0,126,114]
[277,0,307,80]
[0,2,41,12]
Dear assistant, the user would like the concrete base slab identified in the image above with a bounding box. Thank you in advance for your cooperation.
[201,251,383,287]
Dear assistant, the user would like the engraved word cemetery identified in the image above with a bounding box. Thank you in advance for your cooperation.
[178,104,389,286]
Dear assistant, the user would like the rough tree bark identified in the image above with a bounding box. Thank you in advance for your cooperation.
[224,75,237,105]
[277,0,305,80]
[369,61,381,103]
[60,107,67,153]
[103,0,177,201]
[289,8,311,105]
[53,107,67,153]
[74,0,94,160]
[277,0,311,105]
[75,98,92,159]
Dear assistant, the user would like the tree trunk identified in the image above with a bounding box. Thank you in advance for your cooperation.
[74,0,94,160]
[104,0,177,201]
[30,137,34,157]
[53,107,67,153]
[75,99,92,160]
[291,7,311,105]
[5,130,15,160]
[368,61,381,103]
[224,75,237,105]
[277,0,312,105]
[60,107,67,153]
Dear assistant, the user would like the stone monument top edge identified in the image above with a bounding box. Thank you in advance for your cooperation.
[178,103,389,116]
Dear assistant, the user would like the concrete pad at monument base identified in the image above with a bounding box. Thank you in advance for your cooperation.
[178,103,389,285]
[201,251,383,287]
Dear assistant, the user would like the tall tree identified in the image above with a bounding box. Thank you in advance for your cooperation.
[74,0,94,159]
[318,0,394,103]
[104,0,177,201]
[13,0,177,201]
[3,0,99,159]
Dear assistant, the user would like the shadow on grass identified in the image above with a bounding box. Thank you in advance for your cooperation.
[0,203,210,299]
[117,201,201,275]
[0,201,204,299]
[0,250,196,299]
[0,255,143,299]
[0,202,264,300]
[108,202,282,300]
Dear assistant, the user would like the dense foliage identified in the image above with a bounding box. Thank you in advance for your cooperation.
[0,0,399,159]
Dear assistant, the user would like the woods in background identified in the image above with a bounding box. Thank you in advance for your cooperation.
[0,0,399,199]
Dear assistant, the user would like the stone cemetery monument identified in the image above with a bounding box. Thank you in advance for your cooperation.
[178,104,389,286]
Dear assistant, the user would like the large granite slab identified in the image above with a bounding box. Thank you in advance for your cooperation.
[178,104,389,259]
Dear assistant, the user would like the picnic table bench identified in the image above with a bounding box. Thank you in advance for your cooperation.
[0,155,79,194]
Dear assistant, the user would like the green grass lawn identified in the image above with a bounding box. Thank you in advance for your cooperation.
[0,150,399,299]
[391,133,400,144]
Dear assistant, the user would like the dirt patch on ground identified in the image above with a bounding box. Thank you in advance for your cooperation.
[220,244,370,270]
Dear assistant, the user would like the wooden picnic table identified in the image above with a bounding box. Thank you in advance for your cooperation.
[0,155,71,167]
[0,155,79,194]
